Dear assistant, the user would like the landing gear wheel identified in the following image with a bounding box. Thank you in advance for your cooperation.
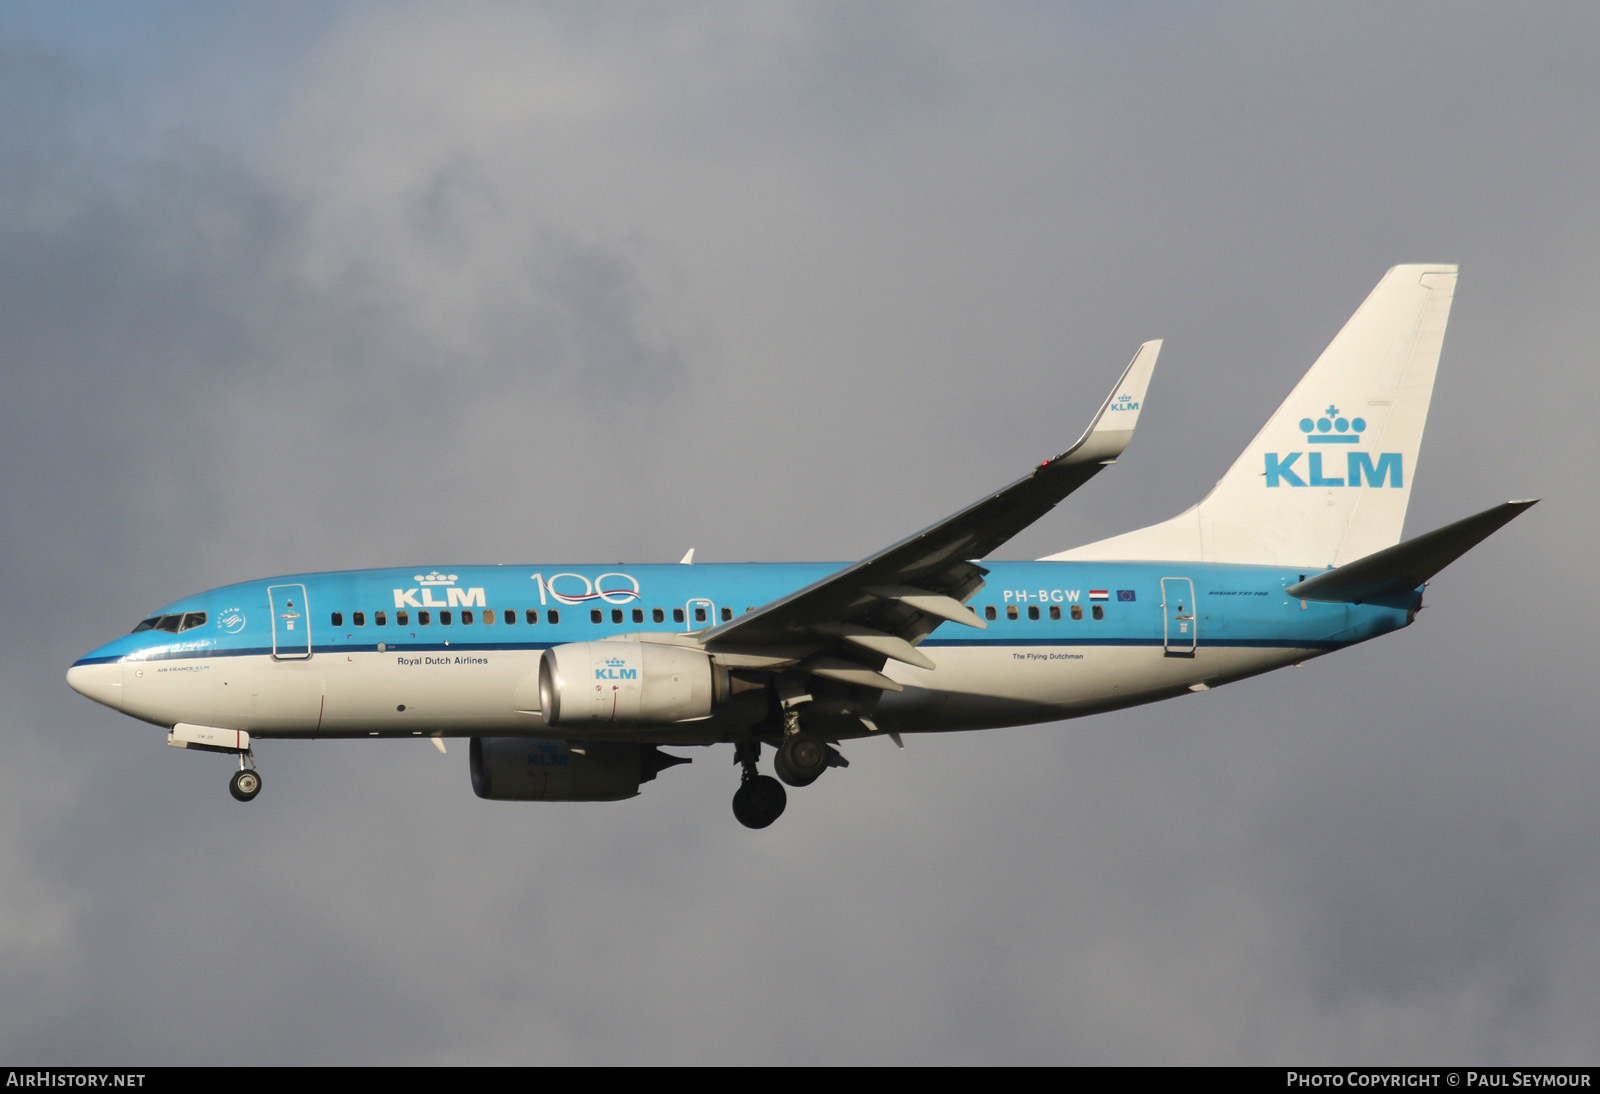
[732,775,787,829]
[775,734,828,787]
[229,769,261,802]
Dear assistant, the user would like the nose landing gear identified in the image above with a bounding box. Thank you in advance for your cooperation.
[167,724,262,803]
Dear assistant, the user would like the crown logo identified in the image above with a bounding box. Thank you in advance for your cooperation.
[604,657,626,667]
[414,571,458,586]
[1298,405,1366,444]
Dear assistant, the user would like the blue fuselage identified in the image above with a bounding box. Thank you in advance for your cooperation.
[70,560,1414,743]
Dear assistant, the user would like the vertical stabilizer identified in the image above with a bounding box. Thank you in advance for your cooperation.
[1046,265,1458,567]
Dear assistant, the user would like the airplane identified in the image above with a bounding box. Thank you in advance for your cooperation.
[66,265,1535,829]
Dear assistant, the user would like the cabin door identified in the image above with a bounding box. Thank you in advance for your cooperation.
[684,597,716,630]
[1161,577,1196,656]
[269,584,312,660]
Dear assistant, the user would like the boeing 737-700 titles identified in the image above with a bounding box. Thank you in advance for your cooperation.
[67,266,1534,828]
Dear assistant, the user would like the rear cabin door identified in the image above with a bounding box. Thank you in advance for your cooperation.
[1161,577,1196,656]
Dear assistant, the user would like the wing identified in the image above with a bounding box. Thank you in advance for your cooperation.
[695,341,1162,693]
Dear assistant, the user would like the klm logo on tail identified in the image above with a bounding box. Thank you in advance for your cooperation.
[1265,405,1402,488]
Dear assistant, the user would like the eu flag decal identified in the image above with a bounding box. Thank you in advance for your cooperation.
[1116,589,1136,602]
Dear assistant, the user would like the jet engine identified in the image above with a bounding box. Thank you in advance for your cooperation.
[539,641,730,727]
[470,737,690,802]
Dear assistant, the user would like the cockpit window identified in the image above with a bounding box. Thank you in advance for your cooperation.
[133,612,207,634]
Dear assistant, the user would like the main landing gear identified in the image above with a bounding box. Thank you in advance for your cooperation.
[730,733,848,828]
[229,751,261,802]
[774,733,828,787]
[731,741,786,829]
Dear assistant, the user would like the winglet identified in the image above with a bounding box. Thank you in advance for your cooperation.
[1055,340,1161,467]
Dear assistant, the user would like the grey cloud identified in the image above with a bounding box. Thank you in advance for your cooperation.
[5,2,1595,1065]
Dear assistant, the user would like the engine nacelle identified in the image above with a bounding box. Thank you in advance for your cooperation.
[470,737,690,802]
[539,641,728,728]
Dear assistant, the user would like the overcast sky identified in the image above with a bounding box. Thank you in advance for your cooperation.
[5,2,1595,1065]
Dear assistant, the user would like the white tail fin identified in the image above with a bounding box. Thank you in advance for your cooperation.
[1046,265,1458,568]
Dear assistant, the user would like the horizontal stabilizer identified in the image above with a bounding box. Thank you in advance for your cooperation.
[1286,499,1537,603]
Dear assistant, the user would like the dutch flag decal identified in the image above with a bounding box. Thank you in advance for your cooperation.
[1089,590,1109,601]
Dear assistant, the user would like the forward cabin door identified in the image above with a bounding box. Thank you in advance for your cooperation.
[269,584,312,660]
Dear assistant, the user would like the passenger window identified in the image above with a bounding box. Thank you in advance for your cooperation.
[612,609,623,624]
[526,609,538,624]
[1049,605,1061,621]
[397,610,409,626]
[590,609,602,624]
[721,607,732,621]
[418,611,430,625]
[331,612,343,627]
[461,610,473,624]
[1092,605,1104,621]
[1071,605,1082,621]
[985,605,997,621]
[1027,606,1039,621]
[504,610,515,624]
[653,608,665,623]
[694,607,707,623]
[674,608,685,624]
[1006,605,1018,621]
[481,609,493,625]
[376,610,387,626]
[440,610,452,625]
[548,610,560,624]
[633,608,644,623]
[353,611,365,627]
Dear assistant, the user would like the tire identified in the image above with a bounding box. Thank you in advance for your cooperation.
[229,769,261,802]
[731,775,787,828]
[775,734,827,787]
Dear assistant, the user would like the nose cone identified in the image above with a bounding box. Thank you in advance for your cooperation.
[67,661,123,710]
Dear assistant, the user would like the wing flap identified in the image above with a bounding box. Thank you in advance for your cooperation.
[814,624,938,670]
[865,586,986,629]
